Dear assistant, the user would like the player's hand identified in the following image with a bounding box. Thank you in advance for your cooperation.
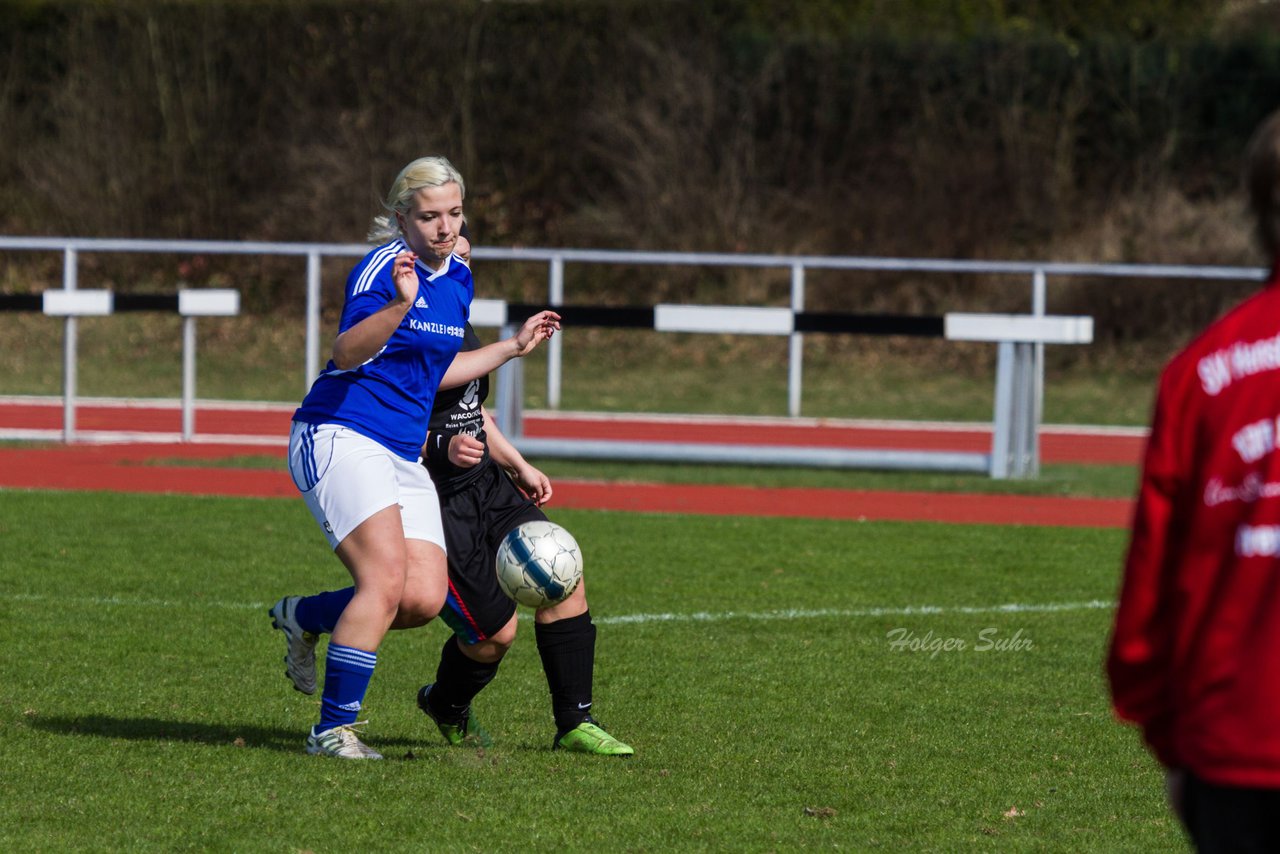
[509,310,561,358]
[513,463,553,506]
[392,251,419,306]
[448,433,485,468]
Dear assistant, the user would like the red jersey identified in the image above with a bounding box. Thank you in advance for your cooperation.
[1108,269,1280,788]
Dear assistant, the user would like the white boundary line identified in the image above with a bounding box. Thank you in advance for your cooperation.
[596,599,1116,625]
[2,592,1114,623]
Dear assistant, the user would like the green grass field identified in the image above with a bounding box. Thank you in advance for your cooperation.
[0,489,1181,851]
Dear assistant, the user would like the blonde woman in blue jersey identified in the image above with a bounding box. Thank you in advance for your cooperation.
[273,235,629,757]
[278,156,558,759]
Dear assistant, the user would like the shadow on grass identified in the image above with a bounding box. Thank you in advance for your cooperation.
[27,714,421,754]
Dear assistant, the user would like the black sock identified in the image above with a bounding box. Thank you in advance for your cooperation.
[427,637,500,723]
[535,610,597,735]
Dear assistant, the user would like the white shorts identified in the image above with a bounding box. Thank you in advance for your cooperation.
[288,421,446,552]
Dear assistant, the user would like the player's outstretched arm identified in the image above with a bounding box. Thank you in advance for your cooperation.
[483,407,552,506]
[439,310,561,390]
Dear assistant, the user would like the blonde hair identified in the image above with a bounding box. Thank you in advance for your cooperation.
[367,156,466,243]
[1246,109,1280,260]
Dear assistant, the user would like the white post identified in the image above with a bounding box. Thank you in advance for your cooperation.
[62,247,79,443]
[788,263,805,418]
[991,341,1014,479]
[495,323,520,439]
[177,289,240,442]
[182,316,197,440]
[1030,269,1046,476]
[547,255,564,411]
[305,251,322,392]
[44,287,113,444]
[1011,341,1035,477]
[946,313,1092,479]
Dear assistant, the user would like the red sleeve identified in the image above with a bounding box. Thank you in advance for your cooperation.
[1106,372,1185,767]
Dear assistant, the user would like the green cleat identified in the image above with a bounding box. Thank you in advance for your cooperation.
[553,719,634,756]
[417,684,494,748]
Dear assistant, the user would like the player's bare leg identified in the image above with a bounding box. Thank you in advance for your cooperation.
[305,504,414,760]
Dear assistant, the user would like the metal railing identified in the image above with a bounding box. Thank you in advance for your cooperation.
[1,235,1269,474]
[2,234,1268,404]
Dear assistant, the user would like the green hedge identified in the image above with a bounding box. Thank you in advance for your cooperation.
[1,1,1277,317]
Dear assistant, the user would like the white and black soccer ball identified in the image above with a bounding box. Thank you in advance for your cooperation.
[494,520,583,609]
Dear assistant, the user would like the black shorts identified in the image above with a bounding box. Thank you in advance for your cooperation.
[1182,772,1280,853]
[437,459,546,644]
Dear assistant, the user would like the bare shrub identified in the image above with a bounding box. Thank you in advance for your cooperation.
[1047,188,1263,353]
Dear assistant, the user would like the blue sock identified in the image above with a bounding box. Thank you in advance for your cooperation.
[295,588,355,635]
[317,642,377,733]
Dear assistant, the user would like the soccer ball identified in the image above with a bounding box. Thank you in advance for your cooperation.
[494,520,584,609]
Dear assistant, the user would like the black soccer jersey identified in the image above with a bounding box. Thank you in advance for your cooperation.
[424,323,491,493]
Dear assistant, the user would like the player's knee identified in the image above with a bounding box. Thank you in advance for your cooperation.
[398,581,446,627]
[536,581,588,622]
[465,615,517,663]
[491,613,519,647]
[465,635,512,664]
[348,585,402,629]
[391,601,432,630]
[565,580,588,609]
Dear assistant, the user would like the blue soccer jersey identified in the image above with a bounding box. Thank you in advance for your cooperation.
[294,239,472,460]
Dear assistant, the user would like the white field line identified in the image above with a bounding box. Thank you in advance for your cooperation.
[2,592,1114,623]
[595,599,1115,625]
